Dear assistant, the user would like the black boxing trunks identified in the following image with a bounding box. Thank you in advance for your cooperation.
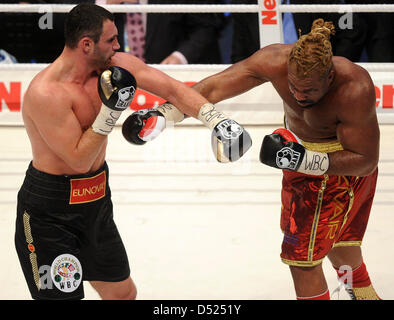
[14,162,130,300]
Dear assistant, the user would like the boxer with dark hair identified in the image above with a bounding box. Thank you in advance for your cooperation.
[15,3,251,300]
[139,19,381,300]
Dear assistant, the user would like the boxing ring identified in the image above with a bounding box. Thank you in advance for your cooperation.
[0,2,394,300]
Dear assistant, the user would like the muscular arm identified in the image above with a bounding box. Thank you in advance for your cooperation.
[327,74,379,176]
[192,44,284,103]
[112,52,209,118]
[25,86,107,173]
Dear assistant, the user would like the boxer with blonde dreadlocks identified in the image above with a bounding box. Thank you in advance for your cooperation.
[136,18,382,300]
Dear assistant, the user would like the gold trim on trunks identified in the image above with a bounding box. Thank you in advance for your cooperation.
[23,211,41,291]
[307,174,329,262]
[301,140,344,153]
[281,257,324,267]
[333,241,362,248]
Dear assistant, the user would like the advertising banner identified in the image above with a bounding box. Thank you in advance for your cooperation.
[1,64,393,126]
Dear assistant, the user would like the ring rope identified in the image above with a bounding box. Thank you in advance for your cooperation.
[280,4,394,13]
[0,4,394,13]
[0,4,258,13]
[0,63,394,73]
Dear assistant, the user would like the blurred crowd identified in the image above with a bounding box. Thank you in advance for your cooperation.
[0,0,393,64]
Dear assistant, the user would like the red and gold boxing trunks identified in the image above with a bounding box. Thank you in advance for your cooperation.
[280,140,378,267]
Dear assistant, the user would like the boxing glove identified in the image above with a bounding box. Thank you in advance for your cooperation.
[260,128,329,175]
[92,66,136,135]
[198,103,252,163]
[210,118,252,163]
[122,108,166,145]
[122,102,184,145]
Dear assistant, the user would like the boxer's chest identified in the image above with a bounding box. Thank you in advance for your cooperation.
[70,77,102,131]
[272,81,338,141]
[283,101,338,140]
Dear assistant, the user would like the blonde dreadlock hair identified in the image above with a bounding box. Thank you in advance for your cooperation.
[289,18,336,79]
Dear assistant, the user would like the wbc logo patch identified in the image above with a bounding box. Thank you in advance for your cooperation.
[276,146,301,170]
[51,254,82,293]
[69,171,106,204]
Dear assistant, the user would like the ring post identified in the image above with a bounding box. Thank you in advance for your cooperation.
[258,0,283,47]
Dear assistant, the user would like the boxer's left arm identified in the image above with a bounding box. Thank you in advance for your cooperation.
[327,78,379,177]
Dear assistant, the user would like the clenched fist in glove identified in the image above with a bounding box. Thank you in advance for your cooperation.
[92,66,136,135]
[122,102,182,145]
[260,128,330,175]
[198,103,252,163]
[122,108,167,145]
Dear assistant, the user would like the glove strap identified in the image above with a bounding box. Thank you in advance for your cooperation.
[92,104,122,135]
[198,103,228,131]
[297,149,329,175]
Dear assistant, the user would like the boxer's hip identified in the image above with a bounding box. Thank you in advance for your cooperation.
[279,140,378,266]
[18,161,111,210]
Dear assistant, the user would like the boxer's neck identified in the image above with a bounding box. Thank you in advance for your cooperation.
[56,47,99,84]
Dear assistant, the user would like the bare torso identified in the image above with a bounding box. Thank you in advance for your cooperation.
[22,60,106,175]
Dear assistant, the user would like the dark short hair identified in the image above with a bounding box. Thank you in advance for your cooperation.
[64,3,114,49]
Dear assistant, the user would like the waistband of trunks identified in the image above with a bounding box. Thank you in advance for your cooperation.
[300,140,344,153]
[22,161,109,201]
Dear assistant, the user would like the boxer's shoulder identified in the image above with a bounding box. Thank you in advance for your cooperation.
[242,44,289,81]
[332,58,375,107]
[28,64,65,94]
[333,57,373,86]
[24,72,73,116]
[254,43,290,66]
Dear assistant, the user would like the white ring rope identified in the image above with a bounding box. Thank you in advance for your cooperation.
[0,63,394,73]
[0,4,258,13]
[0,4,394,13]
[280,4,394,13]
